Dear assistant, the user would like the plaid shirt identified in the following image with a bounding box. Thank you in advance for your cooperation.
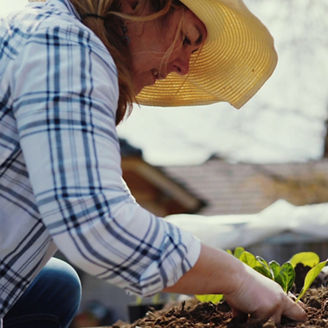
[0,0,201,318]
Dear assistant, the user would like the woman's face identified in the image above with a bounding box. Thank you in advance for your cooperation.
[125,5,207,94]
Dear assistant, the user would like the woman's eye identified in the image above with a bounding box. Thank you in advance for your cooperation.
[183,36,191,46]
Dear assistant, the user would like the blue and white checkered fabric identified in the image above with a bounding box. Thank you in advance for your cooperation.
[0,0,201,318]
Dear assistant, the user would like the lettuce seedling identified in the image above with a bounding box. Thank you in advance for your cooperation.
[254,256,274,279]
[195,294,224,304]
[272,262,295,293]
[195,248,326,304]
[296,260,327,301]
[289,252,320,268]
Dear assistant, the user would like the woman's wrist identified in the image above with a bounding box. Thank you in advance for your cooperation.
[163,243,245,296]
[200,244,245,295]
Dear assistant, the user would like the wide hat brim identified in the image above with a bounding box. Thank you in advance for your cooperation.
[136,0,278,108]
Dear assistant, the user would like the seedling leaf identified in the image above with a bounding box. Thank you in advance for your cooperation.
[289,252,320,268]
[233,247,245,259]
[276,262,295,292]
[296,260,327,301]
[255,256,273,279]
[239,251,258,268]
[256,256,271,270]
[195,294,223,304]
[254,265,273,279]
[283,263,295,292]
[269,260,281,280]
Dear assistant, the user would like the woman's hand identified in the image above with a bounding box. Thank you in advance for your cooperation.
[163,243,307,324]
[224,263,307,324]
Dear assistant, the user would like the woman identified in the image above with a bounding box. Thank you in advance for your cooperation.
[0,0,306,327]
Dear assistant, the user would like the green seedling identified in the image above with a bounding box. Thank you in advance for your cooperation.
[254,256,274,279]
[195,248,327,304]
[272,262,295,293]
[134,292,161,306]
[296,260,327,302]
[195,294,224,304]
[289,252,320,268]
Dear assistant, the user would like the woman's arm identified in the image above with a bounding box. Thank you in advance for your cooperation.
[164,243,307,324]
[12,18,201,297]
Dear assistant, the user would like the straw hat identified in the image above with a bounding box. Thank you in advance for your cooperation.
[136,0,278,108]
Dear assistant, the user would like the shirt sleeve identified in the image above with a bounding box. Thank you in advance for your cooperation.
[11,22,201,296]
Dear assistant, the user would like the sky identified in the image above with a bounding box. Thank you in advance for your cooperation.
[1,0,327,166]
[0,0,27,16]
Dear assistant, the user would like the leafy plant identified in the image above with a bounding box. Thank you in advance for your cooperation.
[195,248,327,304]
[134,292,162,306]
[289,252,320,268]
[296,260,327,301]
[195,294,224,304]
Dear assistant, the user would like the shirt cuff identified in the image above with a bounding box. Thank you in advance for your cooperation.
[135,228,202,297]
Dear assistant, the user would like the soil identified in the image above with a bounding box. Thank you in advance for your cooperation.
[104,264,328,328]
[107,264,328,328]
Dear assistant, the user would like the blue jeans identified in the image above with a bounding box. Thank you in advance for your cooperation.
[3,257,81,328]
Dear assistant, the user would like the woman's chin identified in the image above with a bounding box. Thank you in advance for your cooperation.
[135,80,156,95]
[134,85,143,95]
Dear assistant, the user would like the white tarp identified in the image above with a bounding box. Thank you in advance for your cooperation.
[167,200,328,250]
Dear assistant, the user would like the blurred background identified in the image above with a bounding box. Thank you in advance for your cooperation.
[117,0,328,166]
[1,0,328,326]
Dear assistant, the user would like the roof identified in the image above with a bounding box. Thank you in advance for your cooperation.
[119,138,205,215]
[160,159,328,215]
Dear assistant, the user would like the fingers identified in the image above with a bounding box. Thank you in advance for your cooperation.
[288,292,307,310]
[231,307,248,321]
[281,296,307,323]
[257,295,307,324]
[250,302,280,324]
[225,264,307,325]
[247,295,307,325]
[270,308,283,324]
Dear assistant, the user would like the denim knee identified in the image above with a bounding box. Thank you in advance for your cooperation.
[41,258,82,326]
[4,257,82,328]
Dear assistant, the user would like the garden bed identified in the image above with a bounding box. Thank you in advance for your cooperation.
[107,260,328,328]
[109,286,328,327]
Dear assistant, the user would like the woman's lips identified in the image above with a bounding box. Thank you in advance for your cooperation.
[151,68,166,81]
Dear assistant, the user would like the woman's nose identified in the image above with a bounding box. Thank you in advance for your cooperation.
[172,55,190,75]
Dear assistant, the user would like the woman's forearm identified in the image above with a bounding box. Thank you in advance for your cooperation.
[163,243,243,295]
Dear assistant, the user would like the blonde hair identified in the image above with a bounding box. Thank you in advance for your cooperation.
[69,0,183,124]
